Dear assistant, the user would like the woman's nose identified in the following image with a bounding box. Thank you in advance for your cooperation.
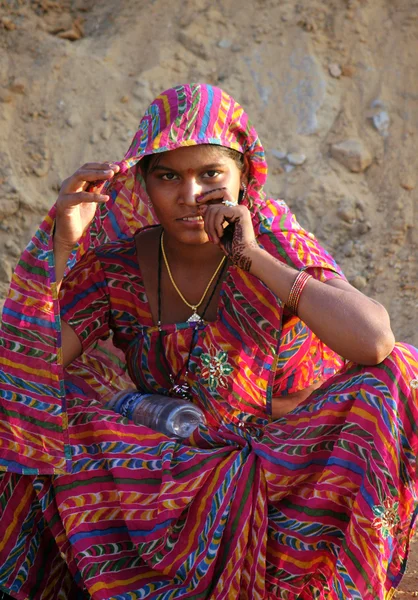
[178,178,203,205]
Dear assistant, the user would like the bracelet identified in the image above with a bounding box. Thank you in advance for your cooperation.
[286,271,312,316]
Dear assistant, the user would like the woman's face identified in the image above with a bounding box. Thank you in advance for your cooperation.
[143,145,245,245]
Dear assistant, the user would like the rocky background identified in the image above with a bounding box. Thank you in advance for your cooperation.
[0,0,417,593]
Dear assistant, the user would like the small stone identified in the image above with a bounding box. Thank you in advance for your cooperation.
[0,89,13,103]
[297,18,317,32]
[284,164,295,173]
[58,29,81,41]
[342,240,354,257]
[217,39,232,49]
[100,124,112,141]
[205,8,226,25]
[178,28,209,60]
[328,63,342,78]
[355,221,371,235]
[341,64,356,77]
[48,14,74,35]
[0,198,20,219]
[30,147,50,178]
[57,18,84,41]
[1,17,16,31]
[9,79,26,94]
[287,153,306,166]
[350,275,367,291]
[331,139,372,173]
[337,198,356,224]
[372,110,390,136]
[33,163,49,178]
[65,113,81,128]
[400,177,415,191]
[120,95,129,104]
[271,149,287,160]
[132,80,153,104]
[270,163,284,175]
[371,98,385,109]
[4,239,21,257]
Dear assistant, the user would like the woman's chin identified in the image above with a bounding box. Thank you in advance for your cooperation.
[165,224,211,246]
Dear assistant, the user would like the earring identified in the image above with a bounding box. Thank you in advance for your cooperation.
[240,182,248,202]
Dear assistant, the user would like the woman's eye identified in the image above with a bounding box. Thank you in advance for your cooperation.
[203,170,220,178]
[161,173,178,181]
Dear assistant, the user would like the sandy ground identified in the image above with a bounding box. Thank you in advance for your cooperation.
[0,0,417,594]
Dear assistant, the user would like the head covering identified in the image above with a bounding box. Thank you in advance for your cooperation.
[126,83,267,188]
[84,83,268,252]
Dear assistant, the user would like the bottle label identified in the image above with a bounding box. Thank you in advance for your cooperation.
[119,392,152,421]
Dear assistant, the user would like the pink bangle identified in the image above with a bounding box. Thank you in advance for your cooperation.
[286,271,312,316]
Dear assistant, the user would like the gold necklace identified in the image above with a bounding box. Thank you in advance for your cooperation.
[161,231,226,323]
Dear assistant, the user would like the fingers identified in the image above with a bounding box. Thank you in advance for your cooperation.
[60,162,120,194]
[203,204,241,244]
[196,187,230,205]
[62,191,110,206]
[196,187,240,244]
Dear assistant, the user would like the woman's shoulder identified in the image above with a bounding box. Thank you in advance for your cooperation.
[61,237,141,291]
[253,197,343,276]
[92,236,141,274]
[253,197,304,235]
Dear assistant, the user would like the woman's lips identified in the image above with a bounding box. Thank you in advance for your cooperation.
[177,215,206,228]
[178,215,204,222]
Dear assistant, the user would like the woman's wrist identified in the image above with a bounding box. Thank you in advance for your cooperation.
[248,247,299,303]
[53,237,75,289]
[246,246,268,276]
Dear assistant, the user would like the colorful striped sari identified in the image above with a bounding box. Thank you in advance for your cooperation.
[0,84,417,599]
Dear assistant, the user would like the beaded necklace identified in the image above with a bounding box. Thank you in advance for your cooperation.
[157,229,227,399]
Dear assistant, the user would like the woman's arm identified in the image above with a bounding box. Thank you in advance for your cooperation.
[54,162,120,366]
[197,196,395,366]
[246,248,395,365]
[61,321,83,367]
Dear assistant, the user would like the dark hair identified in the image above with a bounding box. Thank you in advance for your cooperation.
[139,144,244,177]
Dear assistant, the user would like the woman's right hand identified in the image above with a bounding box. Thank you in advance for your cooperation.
[54,162,120,249]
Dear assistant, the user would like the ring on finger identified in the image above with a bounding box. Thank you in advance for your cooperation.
[222,200,238,207]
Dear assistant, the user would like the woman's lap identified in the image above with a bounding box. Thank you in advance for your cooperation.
[0,343,416,599]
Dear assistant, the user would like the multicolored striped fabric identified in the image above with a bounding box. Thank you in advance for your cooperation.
[0,83,417,599]
[59,202,344,429]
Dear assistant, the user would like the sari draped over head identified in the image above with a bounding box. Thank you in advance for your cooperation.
[0,83,417,600]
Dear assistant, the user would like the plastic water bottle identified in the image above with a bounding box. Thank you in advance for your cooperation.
[106,390,206,438]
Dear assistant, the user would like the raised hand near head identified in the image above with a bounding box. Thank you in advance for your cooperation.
[54,162,120,250]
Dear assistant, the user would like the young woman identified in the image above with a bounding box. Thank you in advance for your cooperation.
[0,83,416,600]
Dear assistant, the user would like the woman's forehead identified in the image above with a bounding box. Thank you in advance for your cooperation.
[151,145,234,167]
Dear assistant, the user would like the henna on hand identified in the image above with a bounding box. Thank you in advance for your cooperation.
[222,220,258,272]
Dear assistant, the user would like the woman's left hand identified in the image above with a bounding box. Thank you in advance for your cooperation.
[196,187,259,271]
